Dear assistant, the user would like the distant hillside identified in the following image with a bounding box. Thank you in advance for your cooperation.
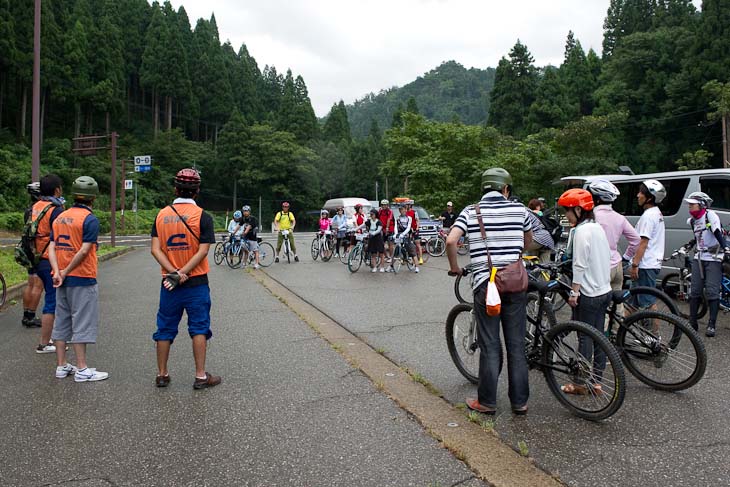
[346,61,496,138]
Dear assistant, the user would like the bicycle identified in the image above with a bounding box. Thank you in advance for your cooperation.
[391,236,417,273]
[311,230,335,262]
[241,238,275,268]
[347,233,370,273]
[225,236,246,269]
[0,270,6,308]
[661,248,707,319]
[446,278,626,421]
[279,230,294,264]
[535,277,707,391]
[213,234,231,266]
[426,229,468,257]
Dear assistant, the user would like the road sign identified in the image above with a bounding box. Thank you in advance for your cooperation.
[124,180,133,190]
[135,165,151,173]
[134,155,151,166]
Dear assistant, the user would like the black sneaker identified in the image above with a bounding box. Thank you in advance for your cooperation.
[294,256,300,262]
[155,375,171,387]
[275,257,280,263]
[193,372,222,390]
[706,326,716,338]
[22,316,41,328]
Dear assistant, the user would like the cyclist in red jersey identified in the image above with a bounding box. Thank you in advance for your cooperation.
[378,199,395,261]
[405,200,423,265]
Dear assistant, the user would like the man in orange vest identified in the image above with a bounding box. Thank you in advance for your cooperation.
[29,175,65,354]
[151,168,221,390]
[49,176,108,382]
[21,182,44,329]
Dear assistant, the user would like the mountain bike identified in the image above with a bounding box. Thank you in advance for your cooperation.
[280,230,293,264]
[347,233,369,273]
[391,236,417,273]
[535,280,707,391]
[661,248,706,319]
[426,229,468,257]
[213,234,231,266]
[446,279,626,421]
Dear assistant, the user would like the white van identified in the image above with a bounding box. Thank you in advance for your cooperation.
[323,197,372,226]
[560,169,730,268]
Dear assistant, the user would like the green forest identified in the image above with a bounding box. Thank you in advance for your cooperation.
[1,0,729,231]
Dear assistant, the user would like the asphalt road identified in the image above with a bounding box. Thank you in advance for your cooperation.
[0,249,486,487]
[261,235,730,487]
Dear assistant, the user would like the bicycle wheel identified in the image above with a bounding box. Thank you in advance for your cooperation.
[427,236,446,257]
[213,242,225,265]
[445,303,479,384]
[391,246,402,273]
[258,242,275,267]
[420,243,430,263]
[454,273,473,304]
[348,245,363,273]
[285,240,291,264]
[339,244,350,264]
[457,240,469,256]
[526,293,557,347]
[310,238,320,261]
[616,311,706,391]
[661,273,707,320]
[226,245,242,268]
[626,286,678,317]
[541,320,626,421]
[0,271,6,308]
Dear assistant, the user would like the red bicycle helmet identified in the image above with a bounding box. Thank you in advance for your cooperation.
[174,168,201,190]
[354,204,363,210]
[282,201,290,208]
[558,189,594,211]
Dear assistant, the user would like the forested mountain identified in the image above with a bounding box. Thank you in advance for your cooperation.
[346,61,496,139]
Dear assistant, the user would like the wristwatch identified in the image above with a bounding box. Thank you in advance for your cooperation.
[569,290,579,297]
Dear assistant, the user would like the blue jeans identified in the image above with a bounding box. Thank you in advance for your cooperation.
[474,284,529,408]
[633,268,659,307]
[573,292,612,382]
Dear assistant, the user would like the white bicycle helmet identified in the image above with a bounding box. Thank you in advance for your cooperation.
[684,191,713,208]
[641,179,667,204]
[233,210,242,219]
[242,205,251,212]
[320,209,329,215]
[587,179,620,203]
[380,199,389,206]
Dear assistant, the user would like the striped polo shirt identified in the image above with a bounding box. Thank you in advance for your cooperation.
[453,192,531,290]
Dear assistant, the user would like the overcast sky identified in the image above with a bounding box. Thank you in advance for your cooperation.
[164,0,702,117]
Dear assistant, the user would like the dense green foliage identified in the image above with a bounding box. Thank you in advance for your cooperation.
[346,61,496,139]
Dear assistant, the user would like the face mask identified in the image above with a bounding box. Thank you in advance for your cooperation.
[689,208,706,220]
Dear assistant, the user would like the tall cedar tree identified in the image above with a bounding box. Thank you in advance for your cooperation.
[323,101,352,144]
[527,66,576,132]
[561,32,595,116]
[603,0,657,58]
[487,40,538,137]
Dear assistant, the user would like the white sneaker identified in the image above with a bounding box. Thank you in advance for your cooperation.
[74,367,109,382]
[36,344,56,354]
[371,268,377,273]
[56,363,78,378]
[379,268,385,273]
[253,264,260,269]
[415,268,420,273]
[386,267,393,273]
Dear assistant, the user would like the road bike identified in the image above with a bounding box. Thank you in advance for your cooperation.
[446,278,626,421]
[213,234,231,266]
[347,233,370,273]
[280,230,294,264]
[311,230,335,262]
[390,236,417,273]
[426,229,468,257]
[533,278,706,392]
[241,238,275,268]
[225,236,246,269]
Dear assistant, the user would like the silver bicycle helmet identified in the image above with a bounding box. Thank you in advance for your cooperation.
[587,179,620,203]
[684,191,713,208]
[242,205,251,212]
[641,179,667,204]
[233,210,242,219]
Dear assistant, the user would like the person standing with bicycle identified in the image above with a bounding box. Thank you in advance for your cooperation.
[332,207,348,257]
[405,200,424,265]
[151,168,220,390]
[274,202,298,263]
[446,168,532,416]
[558,189,612,395]
[378,200,395,262]
[241,205,260,269]
[394,205,419,273]
[681,192,730,337]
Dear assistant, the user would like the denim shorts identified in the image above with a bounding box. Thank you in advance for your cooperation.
[154,283,212,343]
[36,259,56,315]
[635,268,660,307]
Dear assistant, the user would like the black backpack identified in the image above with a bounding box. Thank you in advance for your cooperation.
[15,202,57,270]
[539,214,562,245]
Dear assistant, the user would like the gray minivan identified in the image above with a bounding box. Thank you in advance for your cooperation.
[561,169,730,269]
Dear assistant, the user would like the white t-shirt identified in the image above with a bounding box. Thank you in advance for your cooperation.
[635,206,665,269]
[228,219,243,236]
[688,210,724,262]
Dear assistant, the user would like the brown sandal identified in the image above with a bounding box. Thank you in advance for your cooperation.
[466,398,496,415]
[561,383,589,395]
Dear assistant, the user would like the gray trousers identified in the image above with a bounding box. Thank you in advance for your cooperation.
[51,284,99,344]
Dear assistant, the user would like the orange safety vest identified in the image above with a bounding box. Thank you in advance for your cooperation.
[31,200,55,259]
[154,204,209,277]
[52,206,97,279]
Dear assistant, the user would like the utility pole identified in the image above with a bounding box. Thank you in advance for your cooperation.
[722,113,730,168]
[31,0,41,182]
[375,181,379,202]
[110,132,118,247]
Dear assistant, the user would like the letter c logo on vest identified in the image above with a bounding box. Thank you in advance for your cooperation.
[167,234,187,248]
[56,235,72,248]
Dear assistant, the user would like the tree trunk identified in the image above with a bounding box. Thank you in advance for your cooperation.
[20,83,28,139]
[86,108,93,134]
[105,111,110,135]
[166,95,172,131]
[204,122,208,141]
[0,72,5,128]
[126,78,131,126]
[74,103,81,138]
[153,89,159,137]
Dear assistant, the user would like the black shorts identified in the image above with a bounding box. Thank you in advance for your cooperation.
[368,234,385,254]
